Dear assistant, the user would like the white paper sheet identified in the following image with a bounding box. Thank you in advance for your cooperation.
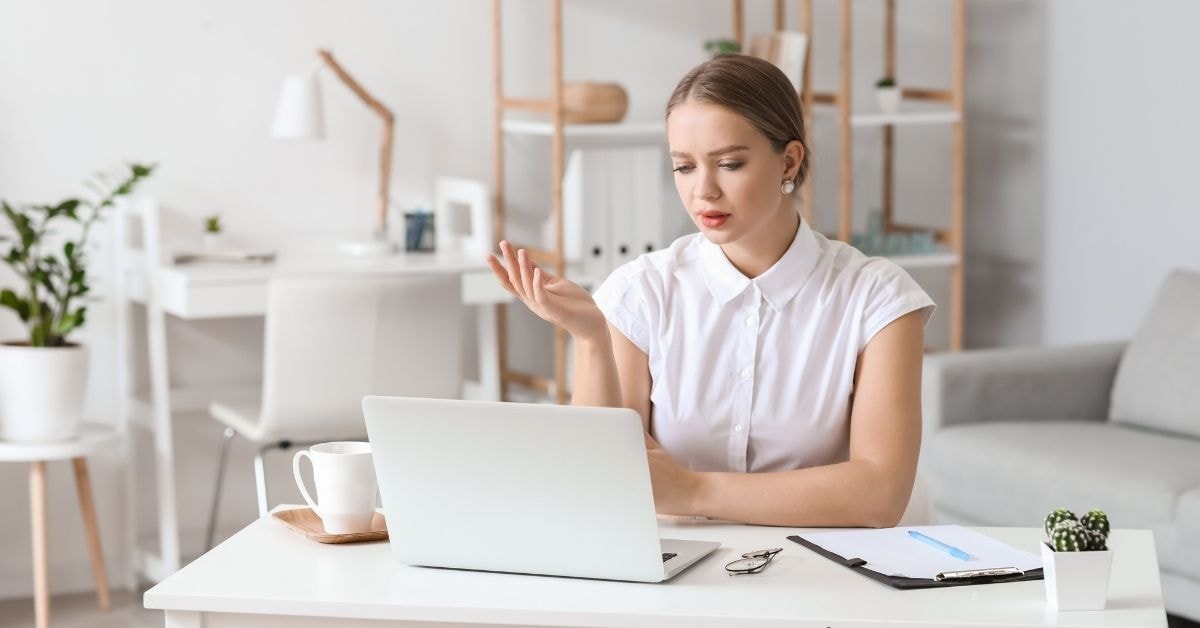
[797,525,1042,579]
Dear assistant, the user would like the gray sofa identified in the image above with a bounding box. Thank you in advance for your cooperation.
[920,269,1200,621]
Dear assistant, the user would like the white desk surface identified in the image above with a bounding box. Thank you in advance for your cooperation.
[125,248,510,320]
[144,507,1166,628]
[154,248,494,284]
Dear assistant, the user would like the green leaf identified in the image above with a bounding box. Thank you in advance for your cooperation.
[0,288,31,321]
[30,324,45,347]
[57,307,86,338]
[131,163,155,177]
[46,198,81,219]
[14,213,35,249]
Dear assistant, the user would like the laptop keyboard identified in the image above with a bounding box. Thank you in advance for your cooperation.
[662,553,677,562]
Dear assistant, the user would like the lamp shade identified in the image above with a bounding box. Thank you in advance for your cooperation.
[271,73,325,140]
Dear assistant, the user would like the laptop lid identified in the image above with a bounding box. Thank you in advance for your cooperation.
[362,396,669,582]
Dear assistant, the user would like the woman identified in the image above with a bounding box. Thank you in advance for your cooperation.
[487,54,934,528]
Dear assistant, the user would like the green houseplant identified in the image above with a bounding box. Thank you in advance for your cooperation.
[0,163,154,442]
[1040,507,1114,611]
[703,39,741,58]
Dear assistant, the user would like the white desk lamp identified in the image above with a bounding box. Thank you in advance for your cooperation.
[272,49,396,256]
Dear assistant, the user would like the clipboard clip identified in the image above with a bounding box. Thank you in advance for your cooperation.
[935,566,1023,581]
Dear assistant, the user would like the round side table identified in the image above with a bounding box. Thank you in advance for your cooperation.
[0,426,119,628]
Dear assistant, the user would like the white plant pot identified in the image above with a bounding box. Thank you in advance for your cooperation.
[0,342,88,442]
[203,232,225,252]
[1040,542,1113,611]
[875,86,901,114]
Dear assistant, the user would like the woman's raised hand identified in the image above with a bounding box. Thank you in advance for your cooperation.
[487,241,608,343]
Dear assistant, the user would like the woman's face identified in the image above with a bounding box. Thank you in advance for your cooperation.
[666,100,800,247]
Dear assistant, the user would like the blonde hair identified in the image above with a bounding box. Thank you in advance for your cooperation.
[666,54,810,187]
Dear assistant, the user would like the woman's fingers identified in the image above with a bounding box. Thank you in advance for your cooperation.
[498,241,527,301]
[486,254,520,297]
[531,267,551,308]
[517,248,536,301]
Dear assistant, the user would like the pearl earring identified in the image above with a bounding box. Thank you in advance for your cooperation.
[781,180,796,194]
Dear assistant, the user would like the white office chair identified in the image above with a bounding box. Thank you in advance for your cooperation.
[204,274,463,549]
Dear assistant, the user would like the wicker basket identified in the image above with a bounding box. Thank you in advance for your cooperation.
[563,82,628,123]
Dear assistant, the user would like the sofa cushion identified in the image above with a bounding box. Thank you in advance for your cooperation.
[1109,269,1200,438]
[923,421,1200,579]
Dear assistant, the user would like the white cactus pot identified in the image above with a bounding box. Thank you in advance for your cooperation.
[203,232,226,252]
[1040,542,1113,611]
[0,342,88,442]
[875,86,901,114]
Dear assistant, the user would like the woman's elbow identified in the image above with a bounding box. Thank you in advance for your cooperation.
[862,473,916,528]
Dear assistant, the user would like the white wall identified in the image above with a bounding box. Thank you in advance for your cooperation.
[1042,0,1200,345]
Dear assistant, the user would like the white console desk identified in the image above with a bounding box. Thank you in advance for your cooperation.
[114,199,511,583]
[144,508,1168,627]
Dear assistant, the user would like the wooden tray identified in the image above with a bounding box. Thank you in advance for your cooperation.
[272,508,388,544]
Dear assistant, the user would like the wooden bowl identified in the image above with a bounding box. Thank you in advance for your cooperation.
[563,82,629,123]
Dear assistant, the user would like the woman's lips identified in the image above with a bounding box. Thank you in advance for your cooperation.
[700,212,729,228]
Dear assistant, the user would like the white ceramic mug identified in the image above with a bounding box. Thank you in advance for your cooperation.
[292,441,378,534]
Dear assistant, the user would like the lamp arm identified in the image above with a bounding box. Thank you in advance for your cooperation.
[317,49,395,238]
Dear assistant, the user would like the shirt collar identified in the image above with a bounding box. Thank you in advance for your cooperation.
[698,217,821,312]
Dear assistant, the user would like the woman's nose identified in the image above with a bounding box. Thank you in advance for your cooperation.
[693,171,721,202]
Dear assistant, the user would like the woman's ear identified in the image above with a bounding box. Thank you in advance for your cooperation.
[783,140,805,182]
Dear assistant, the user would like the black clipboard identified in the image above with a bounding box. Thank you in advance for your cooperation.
[786,535,1044,590]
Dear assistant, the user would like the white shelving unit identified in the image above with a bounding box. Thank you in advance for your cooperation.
[800,0,967,349]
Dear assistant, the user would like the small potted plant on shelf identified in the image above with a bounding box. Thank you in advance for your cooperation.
[1041,508,1113,611]
[703,38,741,58]
[0,163,155,442]
[203,214,224,251]
[875,76,901,114]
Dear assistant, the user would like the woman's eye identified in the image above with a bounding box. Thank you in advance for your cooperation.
[719,161,743,170]
[672,165,694,174]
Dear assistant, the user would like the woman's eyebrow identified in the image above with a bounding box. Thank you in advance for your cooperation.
[669,145,750,158]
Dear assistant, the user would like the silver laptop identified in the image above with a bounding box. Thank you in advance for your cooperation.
[362,396,720,582]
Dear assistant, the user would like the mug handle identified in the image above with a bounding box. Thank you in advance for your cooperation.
[292,450,320,515]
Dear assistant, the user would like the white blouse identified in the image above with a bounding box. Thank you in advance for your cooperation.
[592,218,935,474]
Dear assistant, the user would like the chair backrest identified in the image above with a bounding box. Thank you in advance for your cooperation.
[257,274,463,441]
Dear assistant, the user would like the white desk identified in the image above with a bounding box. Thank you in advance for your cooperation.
[115,217,512,584]
[144,508,1167,627]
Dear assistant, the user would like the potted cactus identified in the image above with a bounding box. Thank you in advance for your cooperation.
[875,76,901,114]
[1040,508,1113,611]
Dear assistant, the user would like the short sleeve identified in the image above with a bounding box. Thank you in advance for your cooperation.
[592,266,653,355]
[859,261,937,350]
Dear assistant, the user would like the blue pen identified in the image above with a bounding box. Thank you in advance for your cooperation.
[908,530,972,560]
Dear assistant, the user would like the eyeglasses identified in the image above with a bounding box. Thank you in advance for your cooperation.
[725,547,782,575]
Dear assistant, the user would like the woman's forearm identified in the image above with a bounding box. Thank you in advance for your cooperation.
[692,459,914,528]
[569,330,624,408]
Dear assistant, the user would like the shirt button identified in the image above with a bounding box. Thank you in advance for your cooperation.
[744,316,756,327]
[734,424,743,432]
[739,368,751,379]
